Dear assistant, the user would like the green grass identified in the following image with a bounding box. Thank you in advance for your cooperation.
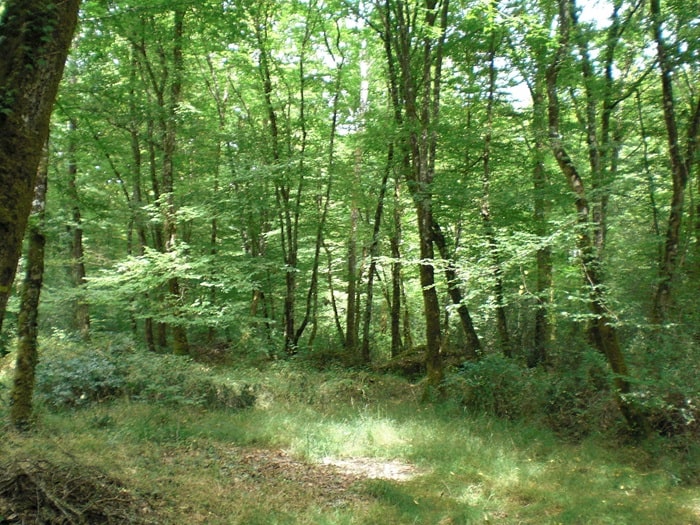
[1,352,700,524]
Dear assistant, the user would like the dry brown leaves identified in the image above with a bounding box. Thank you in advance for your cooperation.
[0,457,157,525]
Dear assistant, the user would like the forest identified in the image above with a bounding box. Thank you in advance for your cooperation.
[1,0,699,522]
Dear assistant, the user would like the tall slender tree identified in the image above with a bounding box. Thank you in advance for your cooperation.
[546,0,646,433]
[10,143,49,430]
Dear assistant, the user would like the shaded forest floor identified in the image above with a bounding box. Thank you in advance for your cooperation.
[2,345,700,524]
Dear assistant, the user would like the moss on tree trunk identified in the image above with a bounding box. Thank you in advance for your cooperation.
[0,0,81,348]
[10,145,48,430]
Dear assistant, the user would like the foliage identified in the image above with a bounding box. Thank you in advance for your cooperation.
[446,354,542,420]
[33,337,256,411]
[543,349,619,439]
[35,352,126,409]
[3,0,700,444]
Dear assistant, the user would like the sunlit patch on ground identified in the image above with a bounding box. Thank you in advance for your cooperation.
[319,456,425,481]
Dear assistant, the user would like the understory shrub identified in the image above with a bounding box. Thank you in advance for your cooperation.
[34,345,256,410]
[445,354,541,419]
[35,354,127,409]
[543,349,618,438]
[626,332,700,441]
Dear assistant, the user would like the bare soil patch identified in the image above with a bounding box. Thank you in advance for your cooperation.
[216,446,424,513]
[320,456,424,481]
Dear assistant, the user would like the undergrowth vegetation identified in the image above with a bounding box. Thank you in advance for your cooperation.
[1,335,700,524]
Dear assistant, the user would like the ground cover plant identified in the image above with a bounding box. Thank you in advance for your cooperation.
[2,343,700,524]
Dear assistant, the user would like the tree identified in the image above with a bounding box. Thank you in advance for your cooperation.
[9,143,49,430]
[0,0,81,350]
[546,0,647,433]
[649,0,700,325]
[378,0,451,388]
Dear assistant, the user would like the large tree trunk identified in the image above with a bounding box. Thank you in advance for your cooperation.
[9,144,49,430]
[0,0,81,347]
[380,0,451,390]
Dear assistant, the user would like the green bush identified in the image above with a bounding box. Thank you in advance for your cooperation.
[34,343,256,411]
[543,349,618,438]
[446,354,539,419]
[35,353,127,409]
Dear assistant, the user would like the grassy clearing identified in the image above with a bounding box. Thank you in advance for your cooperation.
[1,350,700,524]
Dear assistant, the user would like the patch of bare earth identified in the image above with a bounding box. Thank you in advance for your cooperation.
[224,447,422,510]
[320,456,423,482]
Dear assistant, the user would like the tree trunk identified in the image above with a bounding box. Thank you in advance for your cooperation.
[9,143,49,430]
[324,241,346,345]
[66,119,90,338]
[380,0,451,390]
[361,147,393,362]
[0,0,81,346]
[161,8,189,356]
[547,0,646,434]
[431,221,482,359]
[345,152,361,354]
[530,78,552,367]
[481,23,510,356]
[129,44,155,351]
[389,180,404,358]
[649,0,700,324]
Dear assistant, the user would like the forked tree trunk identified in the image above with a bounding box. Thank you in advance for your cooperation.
[547,0,647,434]
[431,222,482,359]
[380,0,451,390]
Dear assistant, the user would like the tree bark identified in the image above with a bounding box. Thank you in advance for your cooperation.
[530,77,552,367]
[345,155,361,353]
[431,221,482,359]
[361,147,393,362]
[0,0,81,348]
[162,8,189,356]
[547,0,647,434]
[481,21,510,357]
[380,0,451,389]
[66,119,90,338]
[389,180,404,357]
[649,0,700,324]
[9,143,49,430]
